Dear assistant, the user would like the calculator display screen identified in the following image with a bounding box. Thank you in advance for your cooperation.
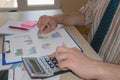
[29,59,42,73]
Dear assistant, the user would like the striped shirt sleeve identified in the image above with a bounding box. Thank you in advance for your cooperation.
[80,0,97,25]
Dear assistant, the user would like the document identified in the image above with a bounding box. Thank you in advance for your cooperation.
[2,28,82,65]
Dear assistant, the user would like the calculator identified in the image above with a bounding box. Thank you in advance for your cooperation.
[22,55,68,78]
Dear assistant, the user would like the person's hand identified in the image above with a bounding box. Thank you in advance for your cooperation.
[50,46,99,80]
[38,15,58,34]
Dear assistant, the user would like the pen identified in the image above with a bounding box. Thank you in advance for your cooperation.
[38,24,50,38]
[9,26,29,30]
[42,24,50,33]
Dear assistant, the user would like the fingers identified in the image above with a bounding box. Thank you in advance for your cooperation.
[38,15,48,34]
[58,59,69,70]
[50,51,68,70]
[50,46,71,70]
[38,15,57,34]
[50,46,85,71]
[50,46,68,59]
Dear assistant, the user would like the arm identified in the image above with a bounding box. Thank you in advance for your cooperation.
[97,62,120,80]
[52,11,85,26]
[38,11,85,34]
[50,46,120,80]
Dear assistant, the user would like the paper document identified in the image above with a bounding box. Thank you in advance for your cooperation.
[3,28,82,64]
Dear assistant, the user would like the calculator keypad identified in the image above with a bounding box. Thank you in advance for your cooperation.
[40,56,60,73]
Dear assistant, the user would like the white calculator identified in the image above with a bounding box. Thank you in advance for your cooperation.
[22,55,68,78]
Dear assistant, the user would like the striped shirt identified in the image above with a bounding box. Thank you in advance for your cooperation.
[80,0,120,64]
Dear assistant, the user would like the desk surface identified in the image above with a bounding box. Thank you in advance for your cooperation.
[0,9,102,80]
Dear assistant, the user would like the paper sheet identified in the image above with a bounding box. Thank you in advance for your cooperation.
[3,28,82,64]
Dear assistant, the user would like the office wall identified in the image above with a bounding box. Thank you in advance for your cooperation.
[61,0,88,13]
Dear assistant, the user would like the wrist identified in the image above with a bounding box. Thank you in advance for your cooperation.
[88,60,103,79]
[72,59,102,80]
[97,62,120,80]
[97,62,114,80]
[52,14,64,24]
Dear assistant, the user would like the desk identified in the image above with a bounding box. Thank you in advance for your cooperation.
[0,9,102,80]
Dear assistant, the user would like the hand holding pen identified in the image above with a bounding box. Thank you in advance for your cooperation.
[38,15,58,34]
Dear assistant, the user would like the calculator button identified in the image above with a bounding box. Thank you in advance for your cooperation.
[45,57,50,62]
[40,57,45,62]
[52,60,58,64]
[43,61,48,66]
[53,68,57,71]
[45,65,54,73]
[49,64,55,68]
[41,56,62,73]
[47,61,51,64]
[46,65,50,69]
[49,57,54,60]
[50,57,58,64]
[53,62,58,68]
